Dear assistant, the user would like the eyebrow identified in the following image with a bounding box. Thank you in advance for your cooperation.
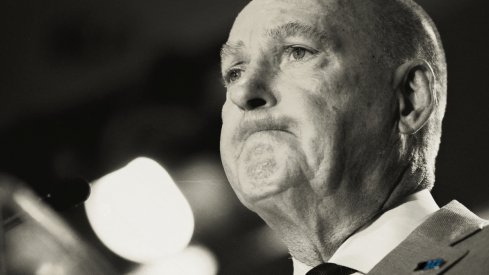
[267,22,331,44]
[220,40,245,63]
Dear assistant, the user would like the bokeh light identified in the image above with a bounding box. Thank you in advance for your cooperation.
[35,263,65,275]
[128,245,218,275]
[85,157,194,263]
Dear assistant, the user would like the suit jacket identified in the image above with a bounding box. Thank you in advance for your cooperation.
[369,201,489,274]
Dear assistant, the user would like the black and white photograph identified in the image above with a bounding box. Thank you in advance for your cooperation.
[1,0,488,274]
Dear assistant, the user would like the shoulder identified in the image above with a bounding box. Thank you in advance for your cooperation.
[370,200,489,274]
[435,201,489,274]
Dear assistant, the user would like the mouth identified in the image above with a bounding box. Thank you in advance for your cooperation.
[240,118,296,141]
[233,116,296,159]
[252,128,294,137]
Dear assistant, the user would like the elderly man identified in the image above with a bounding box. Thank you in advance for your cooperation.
[219,0,489,274]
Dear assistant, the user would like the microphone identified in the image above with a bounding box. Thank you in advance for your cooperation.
[43,177,91,211]
[1,176,91,230]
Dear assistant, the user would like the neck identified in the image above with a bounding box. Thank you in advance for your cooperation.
[253,189,343,265]
[252,182,380,266]
[251,166,422,267]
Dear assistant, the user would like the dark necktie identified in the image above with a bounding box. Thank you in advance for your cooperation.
[306,262,357,275]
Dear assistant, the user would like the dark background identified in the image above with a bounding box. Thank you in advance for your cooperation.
[0,0,488,274]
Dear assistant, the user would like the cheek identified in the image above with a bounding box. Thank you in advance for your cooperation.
[220,99,240,158]
[281,66,326,96]
[300,95,343,180]
[220,113,241,193]
[221,93,233,122]
[276,69,346,178]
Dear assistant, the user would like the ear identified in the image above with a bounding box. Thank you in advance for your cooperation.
[393,59,436,134]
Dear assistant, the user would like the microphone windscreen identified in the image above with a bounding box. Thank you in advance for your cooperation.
[44,177,91,211]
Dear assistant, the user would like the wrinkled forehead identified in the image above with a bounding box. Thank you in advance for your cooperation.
[228,0,343,43]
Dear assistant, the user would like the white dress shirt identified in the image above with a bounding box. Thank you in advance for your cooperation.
[293,190,439,275]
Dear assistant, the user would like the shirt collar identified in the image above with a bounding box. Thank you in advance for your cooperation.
[293,190,439,275]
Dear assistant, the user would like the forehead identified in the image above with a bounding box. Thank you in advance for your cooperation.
[228,0,342,42]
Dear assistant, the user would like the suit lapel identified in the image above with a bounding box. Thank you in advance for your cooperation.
[369,201,488,275]
[367,229,469,275]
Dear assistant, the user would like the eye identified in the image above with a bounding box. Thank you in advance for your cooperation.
[291,47,307,60]
[286,46,317,62]
[224,68,243,85]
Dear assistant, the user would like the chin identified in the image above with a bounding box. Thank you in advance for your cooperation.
[234,174,294,204]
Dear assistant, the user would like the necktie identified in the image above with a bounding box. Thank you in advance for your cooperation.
[306,262,357,275]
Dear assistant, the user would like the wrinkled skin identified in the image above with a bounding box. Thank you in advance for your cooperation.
[220,0,409,265]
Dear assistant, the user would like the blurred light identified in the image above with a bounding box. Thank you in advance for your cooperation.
[128,245,218,275]
[173,156,237,236]
[85,157,194,263]
[35,263,65,275]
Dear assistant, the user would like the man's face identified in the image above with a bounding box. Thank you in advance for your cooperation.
[220,0,397,210]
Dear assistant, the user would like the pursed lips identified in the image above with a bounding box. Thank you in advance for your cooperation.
[239,117,295,139]
[252,128,293,136]
[233,116,296,158]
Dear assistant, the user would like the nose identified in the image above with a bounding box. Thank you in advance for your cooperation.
[229,73,277,111]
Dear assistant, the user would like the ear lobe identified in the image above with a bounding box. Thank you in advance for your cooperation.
[394,60,436,134]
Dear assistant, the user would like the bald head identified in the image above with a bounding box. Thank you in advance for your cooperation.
[353,0,447,106]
